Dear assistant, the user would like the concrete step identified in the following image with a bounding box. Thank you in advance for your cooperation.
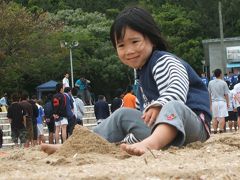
[0,112,7,118]
[85,105,94,112]
[83,117,96,124]
[0,117,9,124]
[0,123,10,130]
[83,123,97,130]
[84,111,96,118]
[3,136,13,144]
[2,143,15,148]
[43,128,49,135]
[2,129,11,136]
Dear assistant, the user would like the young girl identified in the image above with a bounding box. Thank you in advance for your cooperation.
[41,7,211,156]
[108,6,211,155]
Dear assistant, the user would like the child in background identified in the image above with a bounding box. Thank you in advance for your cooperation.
[43,94,54,144]
[232,75,240,130]
[228,90,238,131]
[36,100,45,144]
[71,87,85,126]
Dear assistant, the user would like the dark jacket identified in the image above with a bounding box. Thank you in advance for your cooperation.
[94,100,110,120]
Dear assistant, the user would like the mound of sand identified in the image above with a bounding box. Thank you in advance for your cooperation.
[56,125,127,158]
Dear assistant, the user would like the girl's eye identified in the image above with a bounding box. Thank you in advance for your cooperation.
[117,44,124,48]
[132,40,139,44]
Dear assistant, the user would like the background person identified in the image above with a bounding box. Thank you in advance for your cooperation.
[7,93,27,147]
[62,73,70,90]
[36,99,45,144]
[200,72,209,87]
[19,92,33,147]
[28,95,39,146]
[94,95,110,124]
[75,77,92,105]
[71,87,85,126]
[0,93,9,112]
[111,88,124,113]
[52,83,68,144]
[226,84,238,132]
[43,94,54,144]
[232,74,240,131]
[208,69,229,134]
[64,87,76,136]
[123,85,136,109]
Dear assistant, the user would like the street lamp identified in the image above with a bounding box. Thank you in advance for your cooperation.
[60,41,79,88]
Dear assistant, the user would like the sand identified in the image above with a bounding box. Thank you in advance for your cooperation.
[1,125,240,179]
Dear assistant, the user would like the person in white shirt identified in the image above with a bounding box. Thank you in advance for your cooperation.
[71,87,85,125]
[62,73,70,89]
[208,69,229,133]
[226,86,238,132]
[232,74,240,130]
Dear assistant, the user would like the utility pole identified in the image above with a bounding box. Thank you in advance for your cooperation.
[219,1,225,74]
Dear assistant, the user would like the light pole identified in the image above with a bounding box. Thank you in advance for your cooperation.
[60,41,79,88]
[201,60,206,73]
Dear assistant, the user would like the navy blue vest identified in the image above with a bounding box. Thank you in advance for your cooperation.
[136,51,211,121]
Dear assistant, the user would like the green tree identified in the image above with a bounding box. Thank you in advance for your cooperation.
[153,3,203,71]
[0,2,63,94]
[0,2,38,93]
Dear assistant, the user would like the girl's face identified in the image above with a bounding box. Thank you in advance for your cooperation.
[115,27,154,69]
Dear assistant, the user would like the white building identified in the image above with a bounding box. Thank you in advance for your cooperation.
[202,37,240,76]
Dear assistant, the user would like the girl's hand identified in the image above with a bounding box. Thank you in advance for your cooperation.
[141,106,161,127]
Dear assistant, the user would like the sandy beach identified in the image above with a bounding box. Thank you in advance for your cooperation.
[1,125,240,179]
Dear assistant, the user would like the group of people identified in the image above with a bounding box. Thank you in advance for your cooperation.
[6,93,45,147]
[45,84,85,144]
[208,68,240,134]
[4,83,86,147]
[93,85,137,124]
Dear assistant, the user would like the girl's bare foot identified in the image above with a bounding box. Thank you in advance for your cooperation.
[120,142,148,156]
[120,124,177,156]
[40,143,62,155]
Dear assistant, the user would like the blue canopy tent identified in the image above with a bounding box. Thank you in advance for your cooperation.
[36,80,58,99]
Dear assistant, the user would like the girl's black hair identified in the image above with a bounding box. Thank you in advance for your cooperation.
[110,7,168,51]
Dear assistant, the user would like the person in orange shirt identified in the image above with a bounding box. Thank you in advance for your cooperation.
[123,85,136,109]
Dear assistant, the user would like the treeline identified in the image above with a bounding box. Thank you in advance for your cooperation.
[0,0,239,99]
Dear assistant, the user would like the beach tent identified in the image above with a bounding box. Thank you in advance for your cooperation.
[36,80,58,99]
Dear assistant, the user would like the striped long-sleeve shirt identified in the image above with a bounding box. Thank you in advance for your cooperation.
[136,50,211,118]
